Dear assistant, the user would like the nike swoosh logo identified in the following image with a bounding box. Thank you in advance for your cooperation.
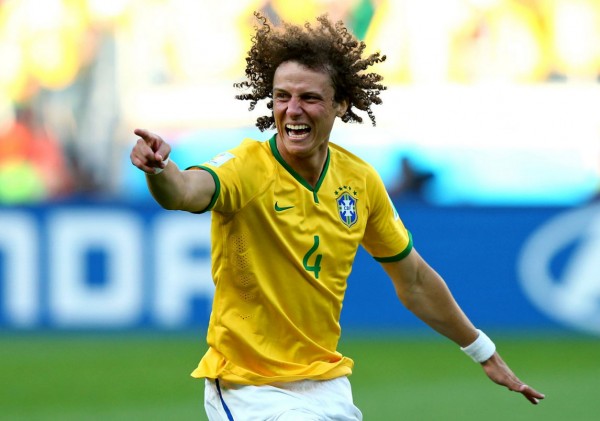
[275,201,294,212]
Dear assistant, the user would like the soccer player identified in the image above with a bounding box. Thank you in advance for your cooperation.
[130,13,544,420]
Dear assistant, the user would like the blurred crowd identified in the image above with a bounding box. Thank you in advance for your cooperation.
[1,0,599,204]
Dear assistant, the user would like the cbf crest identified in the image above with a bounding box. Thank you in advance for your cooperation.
[335,186,358,227]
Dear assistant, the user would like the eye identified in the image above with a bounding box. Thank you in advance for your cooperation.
[302,95,320,102]
[274,92,290,101]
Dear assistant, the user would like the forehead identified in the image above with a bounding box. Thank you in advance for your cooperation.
[273,61,334,94]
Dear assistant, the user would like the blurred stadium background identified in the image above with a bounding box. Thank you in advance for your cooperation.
[1,0,600,419]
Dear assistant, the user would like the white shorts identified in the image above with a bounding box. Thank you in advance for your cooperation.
[204,376,363,421]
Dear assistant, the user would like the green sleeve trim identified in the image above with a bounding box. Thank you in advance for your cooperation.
[373,231,413,262]
[185,165,220,213]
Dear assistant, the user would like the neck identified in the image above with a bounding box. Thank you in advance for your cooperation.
[286,153,326,188]
[275,136,328,188]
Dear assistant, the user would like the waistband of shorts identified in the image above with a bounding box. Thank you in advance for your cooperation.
[212,376,348,393]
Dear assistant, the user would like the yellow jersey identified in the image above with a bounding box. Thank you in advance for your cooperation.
[190,135,412,385]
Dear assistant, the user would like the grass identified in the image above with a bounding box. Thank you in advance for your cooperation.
[342,333,600,421]
[1,332,599,420]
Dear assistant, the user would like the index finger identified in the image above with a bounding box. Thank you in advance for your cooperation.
[133,128,169,156]
[518,384,545,405]
[134,128,156,142]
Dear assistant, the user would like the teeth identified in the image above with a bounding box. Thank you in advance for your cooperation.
[286,124,309,130]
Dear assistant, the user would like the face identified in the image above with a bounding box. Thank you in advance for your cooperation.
[273,61,348,164]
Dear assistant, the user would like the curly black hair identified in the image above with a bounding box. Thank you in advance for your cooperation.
[235,12,387,131]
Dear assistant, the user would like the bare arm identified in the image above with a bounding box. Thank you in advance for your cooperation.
[130,129,216,212]
[381,249,545,404]
[381,248,478,346]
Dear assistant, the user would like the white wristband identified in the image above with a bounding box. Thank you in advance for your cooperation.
[460,329,496,363]
[152,157,170,175]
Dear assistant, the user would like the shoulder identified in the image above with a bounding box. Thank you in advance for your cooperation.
[329,142,380,178]
[328,142,390,209]
[203,138,273,172]
[229,137,271,157]
[196,137,275,212]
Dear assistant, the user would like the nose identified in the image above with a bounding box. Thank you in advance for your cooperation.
[286,96,302,117]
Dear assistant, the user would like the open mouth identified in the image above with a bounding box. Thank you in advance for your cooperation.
[285,124,311,139]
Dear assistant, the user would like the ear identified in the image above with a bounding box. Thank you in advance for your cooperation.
[336,99,349,117]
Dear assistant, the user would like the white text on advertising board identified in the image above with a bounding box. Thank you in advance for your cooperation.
[0,209,214,328]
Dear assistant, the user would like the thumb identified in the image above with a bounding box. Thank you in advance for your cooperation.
[155,151,169,165]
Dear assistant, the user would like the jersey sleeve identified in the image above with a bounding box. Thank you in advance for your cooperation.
[186,140,273,214]
[361,169,413,261]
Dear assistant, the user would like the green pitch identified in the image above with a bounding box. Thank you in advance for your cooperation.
[1,332,598,420]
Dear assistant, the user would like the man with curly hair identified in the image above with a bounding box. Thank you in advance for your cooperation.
[130,13,544,420]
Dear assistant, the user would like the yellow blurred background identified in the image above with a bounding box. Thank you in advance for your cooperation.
[1,0,599,203]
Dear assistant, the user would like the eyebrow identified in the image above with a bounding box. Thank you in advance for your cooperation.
[273,88,325,98]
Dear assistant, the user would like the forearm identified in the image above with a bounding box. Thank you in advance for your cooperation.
[382,252,478,347]
[404,271,477,346]
[146,161,214,212]
[146,160,186,209]
[383,251,545,404]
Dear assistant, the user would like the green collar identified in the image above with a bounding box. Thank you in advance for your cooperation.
[268,135,329,203]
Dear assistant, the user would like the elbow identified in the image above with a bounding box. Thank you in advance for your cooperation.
[392,268,430,313]
[160,201,180,211]
[396,290,419,313]
[393,281,421,312]
[151,194,183,211]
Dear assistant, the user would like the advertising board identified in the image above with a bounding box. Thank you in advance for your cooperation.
[1,201,598,335]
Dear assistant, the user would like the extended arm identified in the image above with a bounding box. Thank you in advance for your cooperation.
[380,249,545,404]
[130,128,216,212]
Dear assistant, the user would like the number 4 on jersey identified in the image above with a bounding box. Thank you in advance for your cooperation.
[303,235,322,279]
